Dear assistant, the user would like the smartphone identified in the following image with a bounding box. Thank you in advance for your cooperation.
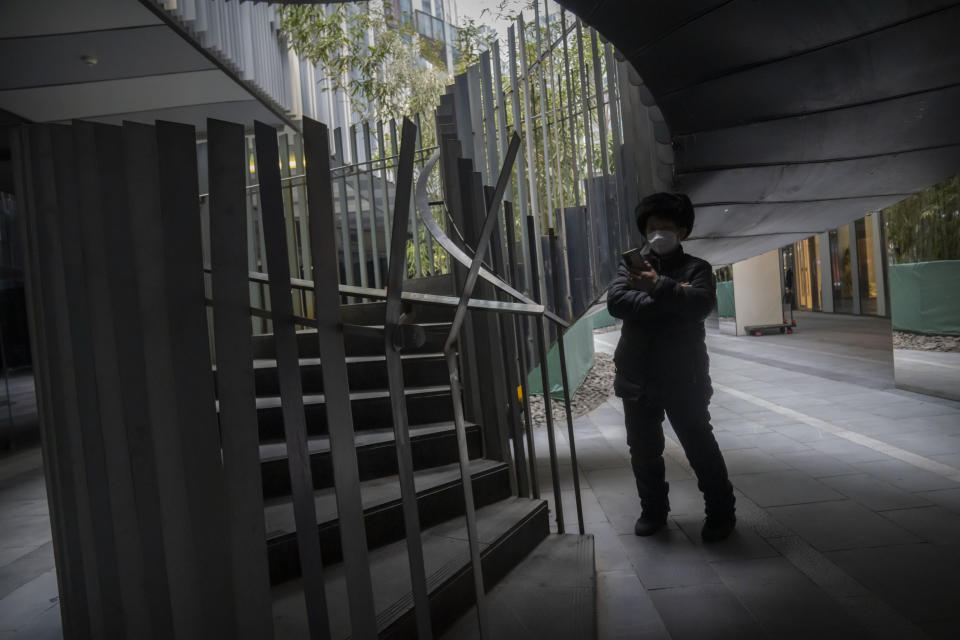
[621,248,648,269]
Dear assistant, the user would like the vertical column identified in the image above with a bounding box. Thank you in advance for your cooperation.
[818,232,834,313]
[848,221,862,315]
[871,212,888,316]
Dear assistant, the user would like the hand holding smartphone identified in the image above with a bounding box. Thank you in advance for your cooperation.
[622,248,649,270]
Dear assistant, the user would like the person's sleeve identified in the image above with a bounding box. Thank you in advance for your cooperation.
[606,263,660,319]
[647,259,716,322]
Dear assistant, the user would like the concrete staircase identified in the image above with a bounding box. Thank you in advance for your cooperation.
[246,304,567,638]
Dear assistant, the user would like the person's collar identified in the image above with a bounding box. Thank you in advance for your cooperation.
[652,244,685,264]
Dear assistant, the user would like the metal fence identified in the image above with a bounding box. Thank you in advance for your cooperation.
[216,1,630,340]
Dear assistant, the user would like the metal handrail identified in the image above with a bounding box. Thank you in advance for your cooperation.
[412,150,585,536]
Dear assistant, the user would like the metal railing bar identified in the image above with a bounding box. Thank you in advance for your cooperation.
[548,229,585,535]
[442,131,522,640]
[414,152,553,313]
[383,117,433,640]
[504,204,540,499]
[526,214,565,534]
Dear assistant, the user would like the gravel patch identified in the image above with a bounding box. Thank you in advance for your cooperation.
[527,351,615,428]
[893,331,960,353]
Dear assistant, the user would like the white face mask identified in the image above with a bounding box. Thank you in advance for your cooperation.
[647,230,679,255]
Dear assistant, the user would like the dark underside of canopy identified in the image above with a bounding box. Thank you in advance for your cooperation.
[560,0,960,265]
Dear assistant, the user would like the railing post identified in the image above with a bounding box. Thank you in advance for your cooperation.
[526,215,566,534]
[442,133,521,640]
[549,229,585,535]
[383,118,433,640]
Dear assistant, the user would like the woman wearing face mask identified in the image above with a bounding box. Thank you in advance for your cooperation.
[607,192,736,542]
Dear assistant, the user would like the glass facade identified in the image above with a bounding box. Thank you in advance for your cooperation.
[777,212,886,317]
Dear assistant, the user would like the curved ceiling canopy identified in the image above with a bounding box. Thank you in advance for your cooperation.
[560,0,960,264]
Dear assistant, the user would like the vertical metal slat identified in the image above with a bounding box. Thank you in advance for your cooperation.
[548,229,585,535]
[383,117,433,640]
[526,215,565,534]
[207,118,275,640]
[254,120,331,640]
[155,120,238,637]
[301,118,379,639]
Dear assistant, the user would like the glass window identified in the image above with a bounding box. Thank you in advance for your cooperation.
[435,0,444,21]
[399,0,412,24]
[830,227,855,313]
[422,0,431,13]
[794,236,821,311]
[856,216,879,315]
[416,10,431,37]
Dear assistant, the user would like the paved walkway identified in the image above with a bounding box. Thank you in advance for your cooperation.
[533,312,960,639]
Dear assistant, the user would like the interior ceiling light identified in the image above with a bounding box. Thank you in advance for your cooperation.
[80,54,98,66]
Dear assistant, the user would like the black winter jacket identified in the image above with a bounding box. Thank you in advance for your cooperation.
[606,247,716,398]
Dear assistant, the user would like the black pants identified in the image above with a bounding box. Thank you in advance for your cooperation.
[622,390,735,518]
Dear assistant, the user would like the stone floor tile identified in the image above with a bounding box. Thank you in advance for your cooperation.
[0,570,59,633]
[736,431,812,454]
[821,474,933,511]
[596,571,669,640]
[805,436,891,464]
[917,487,960,514]
[879,505,960,544]
[645,583,767,640]
[673,516,779,561]
[767,500,921,551]
[721,448,792,475]
[770,422,829,443]
[852,459,959,493]
[711,557,864,637]
[617,529,722,590]
[827,543,960,624]
[731,470,845,507]
[772,450,858,478]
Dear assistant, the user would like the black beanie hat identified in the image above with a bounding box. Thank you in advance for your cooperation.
[636,192,695,237]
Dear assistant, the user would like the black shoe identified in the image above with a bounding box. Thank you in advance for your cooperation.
[634,513,668,536]
[701,516,736,543]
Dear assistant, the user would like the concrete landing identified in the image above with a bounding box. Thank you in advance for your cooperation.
[441,534,596,640]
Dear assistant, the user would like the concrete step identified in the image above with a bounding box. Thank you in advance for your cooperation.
[271,497,550,639]
[258,421,483,498]
[254,385,454,440]
[440,533,597,640]
[264,458,513,584]
[251,323,452,359]
[242,352,448,396]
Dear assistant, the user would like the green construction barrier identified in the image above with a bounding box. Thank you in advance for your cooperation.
[590,308,616,329]
[527,312,596,400]
[716,281,736,318]
[889,260,960,335]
